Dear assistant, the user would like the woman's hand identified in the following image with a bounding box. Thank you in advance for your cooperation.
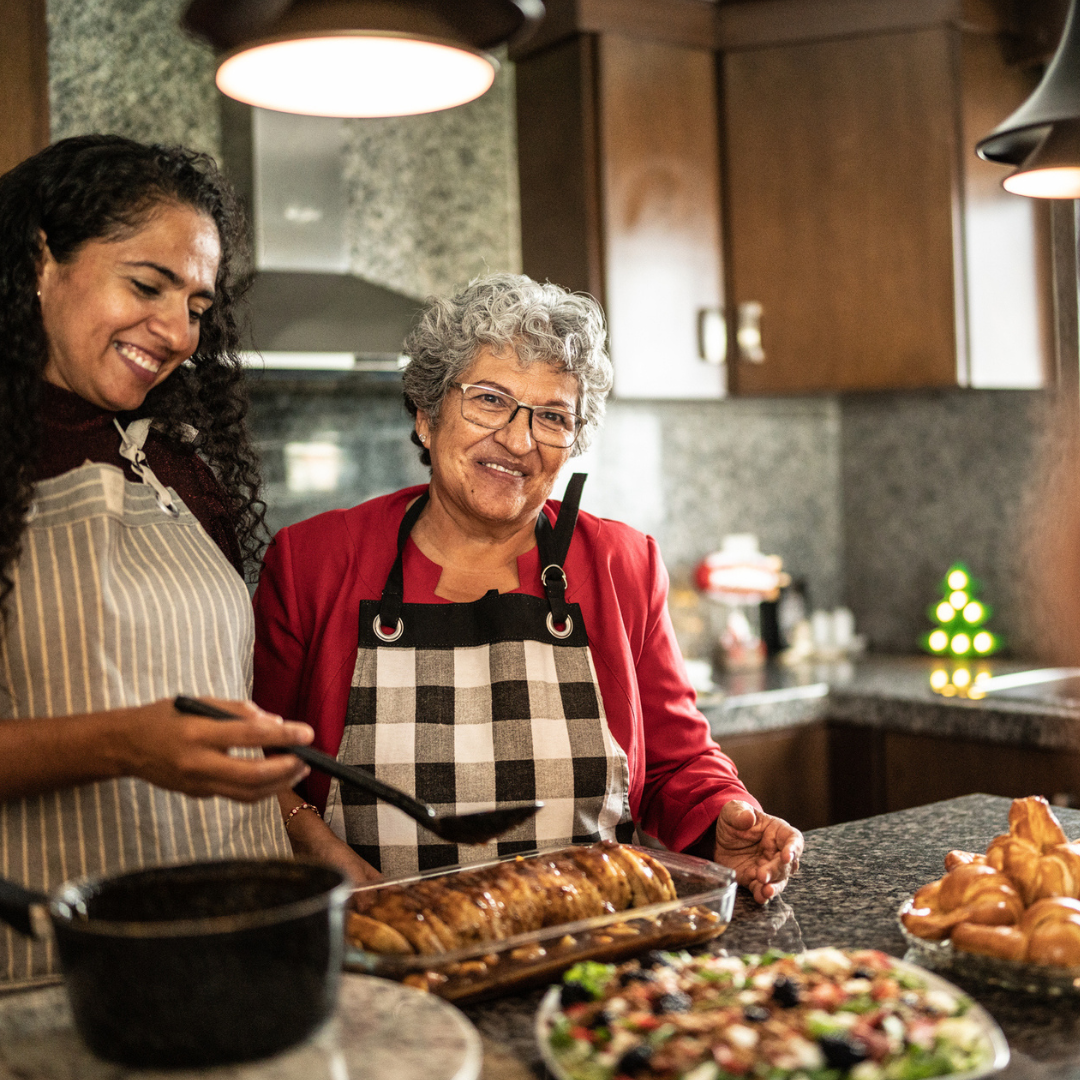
[0,698,315,804]
[113,698,315,802]
[279,791,383,886]
[711,799,803,904]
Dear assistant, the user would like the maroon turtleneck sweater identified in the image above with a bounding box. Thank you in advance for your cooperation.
[34,382,245,575]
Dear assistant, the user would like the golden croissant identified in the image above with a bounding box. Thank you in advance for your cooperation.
[906,796,1080,967]
[1004,795,1068,850]
[952,897,1080,966]
[901,862,1024,941]
[985,796,1080,904]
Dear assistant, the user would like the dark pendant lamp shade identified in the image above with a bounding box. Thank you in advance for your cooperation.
[181,0,545,117]
[976,0,1080,198]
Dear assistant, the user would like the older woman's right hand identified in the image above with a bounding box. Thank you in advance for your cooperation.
[116,699,314,802]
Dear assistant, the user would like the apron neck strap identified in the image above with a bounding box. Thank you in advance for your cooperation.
[113,418,180,518]
[376,492,429,635]
[375,474,587,638]
[536,472,586,632]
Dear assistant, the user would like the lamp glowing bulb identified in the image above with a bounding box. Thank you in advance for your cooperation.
[930,668,949,690]
[949,590,969,609]
[947,569,969,590]
[952,668,972,689]
[936,602,956,623]
[216,36,497,117]
[928,629,949,652]
[963,601,984,624]
[973,631,994,654]
[951,633,971,655]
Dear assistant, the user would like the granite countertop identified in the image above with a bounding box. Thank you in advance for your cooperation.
[0,796,1075,1077]
[461,793,1080,1079]
[698,655,1080,750]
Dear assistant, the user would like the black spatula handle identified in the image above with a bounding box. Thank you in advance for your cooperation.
[172,696,438,823]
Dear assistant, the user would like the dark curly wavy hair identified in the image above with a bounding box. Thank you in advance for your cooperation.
[0,133,268,608]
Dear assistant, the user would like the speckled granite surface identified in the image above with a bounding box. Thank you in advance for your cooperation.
[341,55,521,300]
[463,795,1080,1078]
[47,0,220,154]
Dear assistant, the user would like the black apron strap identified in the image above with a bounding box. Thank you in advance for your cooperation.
[536,473,586,637]
[375,476,586,642]
[375,491,429,638]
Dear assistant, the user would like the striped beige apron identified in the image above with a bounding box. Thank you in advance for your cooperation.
[0,420,290,987]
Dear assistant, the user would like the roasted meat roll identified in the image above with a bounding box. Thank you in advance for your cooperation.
[347,841,677,956]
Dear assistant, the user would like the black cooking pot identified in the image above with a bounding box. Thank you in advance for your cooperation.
[0,859,352,1068]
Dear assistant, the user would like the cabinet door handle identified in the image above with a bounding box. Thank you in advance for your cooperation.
[697,307,727,365]
[737,301,765,364]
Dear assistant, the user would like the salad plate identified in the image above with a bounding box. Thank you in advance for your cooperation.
[537,945,1009,1080]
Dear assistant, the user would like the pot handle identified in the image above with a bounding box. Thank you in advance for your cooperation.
[0,878,50,939]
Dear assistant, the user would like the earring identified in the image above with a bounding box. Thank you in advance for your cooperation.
[419,434,427,444]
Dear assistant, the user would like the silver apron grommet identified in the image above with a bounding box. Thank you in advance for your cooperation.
[373,615,404,642]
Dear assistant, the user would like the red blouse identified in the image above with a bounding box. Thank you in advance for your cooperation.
[253,486,758,855]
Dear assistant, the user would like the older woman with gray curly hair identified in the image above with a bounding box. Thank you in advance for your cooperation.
[253,274,802,897]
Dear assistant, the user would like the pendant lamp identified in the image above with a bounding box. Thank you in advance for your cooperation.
[977,0,1080,198]
[181,0,544,117]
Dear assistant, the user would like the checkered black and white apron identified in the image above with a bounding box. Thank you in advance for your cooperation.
[324,474,633,877]
[0,419,290,987]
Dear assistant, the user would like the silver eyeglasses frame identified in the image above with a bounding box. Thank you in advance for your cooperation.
[452,382,587,448]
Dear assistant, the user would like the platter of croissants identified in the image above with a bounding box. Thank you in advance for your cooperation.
[899,795,1080,994]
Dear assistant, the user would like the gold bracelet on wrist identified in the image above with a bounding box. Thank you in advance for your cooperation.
[283,802,321,833]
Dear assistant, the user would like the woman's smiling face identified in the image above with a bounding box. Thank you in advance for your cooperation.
[417,347,579,534]
[36,201,220,412]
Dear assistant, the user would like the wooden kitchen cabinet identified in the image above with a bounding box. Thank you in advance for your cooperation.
[883,731,1080,814]
[0,0,49,176]
[716,723,831,831]
[826,723,1080,822]
[514,3,728,399]
[718,0,1052,393]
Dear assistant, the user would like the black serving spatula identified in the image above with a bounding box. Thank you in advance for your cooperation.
[173,696,543,845]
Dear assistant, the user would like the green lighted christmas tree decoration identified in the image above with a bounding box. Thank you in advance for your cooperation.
[920,563,1001,658]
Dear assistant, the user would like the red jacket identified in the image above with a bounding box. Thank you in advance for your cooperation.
[252,486,757,853]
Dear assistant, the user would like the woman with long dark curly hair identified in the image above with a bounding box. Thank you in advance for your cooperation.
[0,134,325,987]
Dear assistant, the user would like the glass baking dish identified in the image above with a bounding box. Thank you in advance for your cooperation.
[343,844,737,1003]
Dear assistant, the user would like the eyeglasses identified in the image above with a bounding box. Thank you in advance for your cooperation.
[453,383,586,448]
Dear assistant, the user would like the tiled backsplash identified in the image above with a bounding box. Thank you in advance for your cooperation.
[840,388,1049,657]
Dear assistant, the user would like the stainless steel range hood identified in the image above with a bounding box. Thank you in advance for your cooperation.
[224,103,422,371]
[244,270,420,367]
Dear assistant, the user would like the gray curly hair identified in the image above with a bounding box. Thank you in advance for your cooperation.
[402,273,612,463]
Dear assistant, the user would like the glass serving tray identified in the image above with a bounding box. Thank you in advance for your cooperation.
[343,845,736,1003]
[898,898,1080,997]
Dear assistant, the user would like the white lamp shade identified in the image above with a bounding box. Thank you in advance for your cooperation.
[216,33,497,117]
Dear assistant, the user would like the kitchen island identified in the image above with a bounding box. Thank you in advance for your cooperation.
[463,793,1080,1079]
[0,795,1075,1077]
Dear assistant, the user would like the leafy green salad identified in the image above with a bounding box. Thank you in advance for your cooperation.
[542,946,997,1080]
